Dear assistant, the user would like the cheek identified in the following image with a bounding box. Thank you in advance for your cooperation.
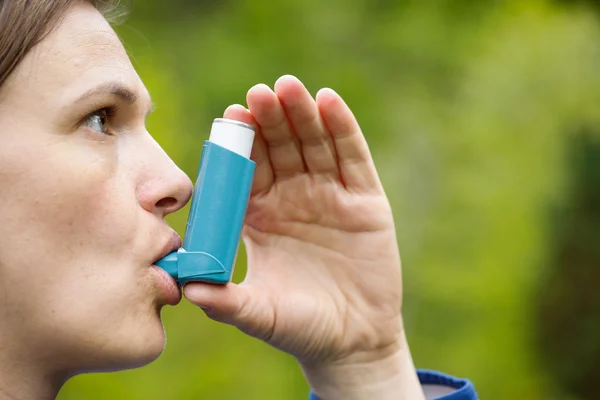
[0,138,142,304]
[0,136,165,361]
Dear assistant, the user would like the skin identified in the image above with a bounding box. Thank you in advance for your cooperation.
[0,2,426,400]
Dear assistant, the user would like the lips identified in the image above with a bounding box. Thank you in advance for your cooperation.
[151,265,182,305]
[150,231,183,306]
[154,232,182,265]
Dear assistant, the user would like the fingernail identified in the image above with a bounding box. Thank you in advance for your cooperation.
[225,104,246,112]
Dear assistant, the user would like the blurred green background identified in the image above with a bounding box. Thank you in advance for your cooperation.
[59,0,600,399]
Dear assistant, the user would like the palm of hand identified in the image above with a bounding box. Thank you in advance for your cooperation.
[184,76,403,366]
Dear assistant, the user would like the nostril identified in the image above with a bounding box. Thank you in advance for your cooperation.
[156,197,177,210]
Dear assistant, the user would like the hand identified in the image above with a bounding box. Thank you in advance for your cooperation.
[184,75,424,399]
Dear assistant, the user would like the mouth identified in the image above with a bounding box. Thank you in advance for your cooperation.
[154,232,182,265]
[151,232,183,306]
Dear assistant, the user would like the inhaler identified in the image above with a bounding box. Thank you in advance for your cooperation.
[156,118,255,285]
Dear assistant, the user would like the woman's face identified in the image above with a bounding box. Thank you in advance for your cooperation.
[0,2,192,373]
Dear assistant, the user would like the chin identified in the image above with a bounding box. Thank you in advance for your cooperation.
[110,318,167,371]
[75,313,168,374]
[115,338,165,371]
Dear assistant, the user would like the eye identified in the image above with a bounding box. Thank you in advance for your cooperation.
[83,108,115,136]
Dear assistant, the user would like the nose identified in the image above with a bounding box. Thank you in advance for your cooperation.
[136,139,193,218]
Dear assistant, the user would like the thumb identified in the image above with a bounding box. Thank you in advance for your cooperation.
[183,282,273,340]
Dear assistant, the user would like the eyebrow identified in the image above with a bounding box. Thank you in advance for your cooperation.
[75,82,154,114]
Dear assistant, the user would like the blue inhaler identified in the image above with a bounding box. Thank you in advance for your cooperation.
[156,118,256,285]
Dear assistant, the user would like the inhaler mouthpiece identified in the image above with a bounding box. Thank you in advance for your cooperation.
[156,118,256,285]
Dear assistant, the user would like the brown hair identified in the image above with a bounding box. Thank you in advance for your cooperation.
[0,0,120,86]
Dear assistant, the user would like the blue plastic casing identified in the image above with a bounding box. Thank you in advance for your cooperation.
[156,140,255,284]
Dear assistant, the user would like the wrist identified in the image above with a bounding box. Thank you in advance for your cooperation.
[300,332,426,400]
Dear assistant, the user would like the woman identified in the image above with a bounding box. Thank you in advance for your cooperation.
[0,1,476,399]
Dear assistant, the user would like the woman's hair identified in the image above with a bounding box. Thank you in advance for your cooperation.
[0,0,120,87]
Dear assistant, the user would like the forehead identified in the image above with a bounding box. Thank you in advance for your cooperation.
[3,2,143,104]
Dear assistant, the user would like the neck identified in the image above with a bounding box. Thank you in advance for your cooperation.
[0,369,65,400]
[0,341,67,400]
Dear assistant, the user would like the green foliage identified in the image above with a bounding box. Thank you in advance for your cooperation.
[59,0,600,398]
[534,133,600,400]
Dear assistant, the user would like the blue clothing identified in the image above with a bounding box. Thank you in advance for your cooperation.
[417,370,477,399]
[309,370,477,400]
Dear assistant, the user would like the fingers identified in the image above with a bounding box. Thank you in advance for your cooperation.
[227,78,382,194]
[183,282,247,326]
[246,84,306,181]
[222,104,274,195]
[316,88,382,193]
[184,282,273,341]
[274,75,339,180]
